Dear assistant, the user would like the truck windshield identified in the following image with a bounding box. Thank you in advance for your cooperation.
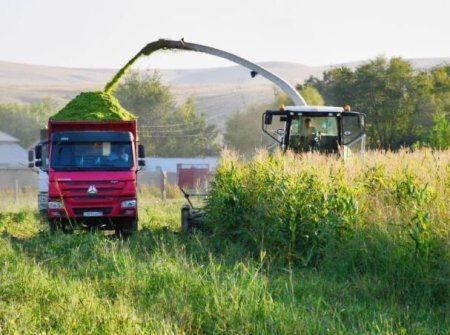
[51,141,133,170]
[289,116,339,153]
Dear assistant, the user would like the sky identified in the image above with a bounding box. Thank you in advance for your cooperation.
[1,0,449,70]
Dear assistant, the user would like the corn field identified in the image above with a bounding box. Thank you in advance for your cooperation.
[0,149,449,334]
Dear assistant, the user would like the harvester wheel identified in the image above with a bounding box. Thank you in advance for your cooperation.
[181,206,190,233]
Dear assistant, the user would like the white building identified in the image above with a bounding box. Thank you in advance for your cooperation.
[0,131,37,188]
[143,156,219,173]
[0,131,28,168]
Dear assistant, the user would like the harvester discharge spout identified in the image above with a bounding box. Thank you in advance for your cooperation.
[139,38,307,107]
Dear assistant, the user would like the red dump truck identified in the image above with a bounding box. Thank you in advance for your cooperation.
[32,120,145,235]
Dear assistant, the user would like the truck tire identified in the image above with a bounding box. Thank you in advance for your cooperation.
[48,219,58,234]
[116,219,138,238]
[39,210,48,226]
[48,219,73,234]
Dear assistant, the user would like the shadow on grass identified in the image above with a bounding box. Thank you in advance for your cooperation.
[6,220,450,309]
[2,216,449,334]
[4,220,253,280]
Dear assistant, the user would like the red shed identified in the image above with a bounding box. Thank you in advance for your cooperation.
[177,163,210,190]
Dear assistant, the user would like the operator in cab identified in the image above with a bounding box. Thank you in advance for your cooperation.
[300,118,319,151]
[108,144,129,162]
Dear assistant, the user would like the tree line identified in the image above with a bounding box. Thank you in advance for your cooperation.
[113,71,220,156]
[301,57,450,150]
[0,58,448,156]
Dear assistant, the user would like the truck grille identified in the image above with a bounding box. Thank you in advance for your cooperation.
[57,180,126,197]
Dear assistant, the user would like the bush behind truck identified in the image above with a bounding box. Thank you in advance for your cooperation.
[30,91,146,236]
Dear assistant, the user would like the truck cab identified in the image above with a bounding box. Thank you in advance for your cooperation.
[263,106,366,157]
[32,120,145,235]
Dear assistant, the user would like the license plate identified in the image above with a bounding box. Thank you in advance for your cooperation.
[83,211,103,217]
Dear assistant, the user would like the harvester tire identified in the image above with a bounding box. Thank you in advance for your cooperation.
[181,206,190,233]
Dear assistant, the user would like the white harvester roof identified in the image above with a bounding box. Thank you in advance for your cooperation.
[284,106,345,112]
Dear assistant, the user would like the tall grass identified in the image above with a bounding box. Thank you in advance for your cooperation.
[0,149,449,334]
[206,149,449,263]
[0,187,37,212]
[205,148,449,328]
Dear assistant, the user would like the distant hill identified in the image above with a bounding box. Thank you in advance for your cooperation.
[0,60,329,104]
[1,57,448,126]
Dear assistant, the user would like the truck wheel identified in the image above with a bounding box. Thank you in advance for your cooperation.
[39,210,48,226]
[116,219,138,238]
[49,219,73,234]
[48,219,58,234]
[181,206,190,233]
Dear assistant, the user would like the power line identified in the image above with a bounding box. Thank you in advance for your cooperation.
[139,133,213,138]
[137,112,229,129]
[139,125,215,134]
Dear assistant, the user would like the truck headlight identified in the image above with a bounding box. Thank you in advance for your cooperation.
[48,201,63,209]
[121,199,137,208]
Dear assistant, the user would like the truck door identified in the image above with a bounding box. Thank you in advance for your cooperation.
[342,113,366,157]
[35,141,49,214]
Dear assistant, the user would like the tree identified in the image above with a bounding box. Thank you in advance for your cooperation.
[151,97,220,156]
[305,67,355,106]
[0,99,58,148]
[304,57,437,149]
[114,70,175,128]
[295,85,325,106]
[223,103,272,156]
[427,65,450,148]
[114,70,220,156]
[353,57,419,148]
[274,85,325,107]
[428,111,450,148]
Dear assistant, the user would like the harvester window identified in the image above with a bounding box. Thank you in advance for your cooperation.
[288,116,339,153]
[290,117,338,136]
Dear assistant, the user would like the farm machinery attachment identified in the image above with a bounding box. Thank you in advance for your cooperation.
[179,187,208,232]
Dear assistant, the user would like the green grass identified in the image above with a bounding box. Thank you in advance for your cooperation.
[0,149,449,334]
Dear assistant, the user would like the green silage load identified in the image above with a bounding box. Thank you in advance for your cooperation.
[50,91,136,121]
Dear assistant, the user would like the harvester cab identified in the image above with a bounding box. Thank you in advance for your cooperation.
[263,106,366,157]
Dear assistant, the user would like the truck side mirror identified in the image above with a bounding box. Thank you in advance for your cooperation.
[138,144,146,167]
[28,150,35,168]
[264,113,273,125]
[138,144,145,158]
[35,145,42,160]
